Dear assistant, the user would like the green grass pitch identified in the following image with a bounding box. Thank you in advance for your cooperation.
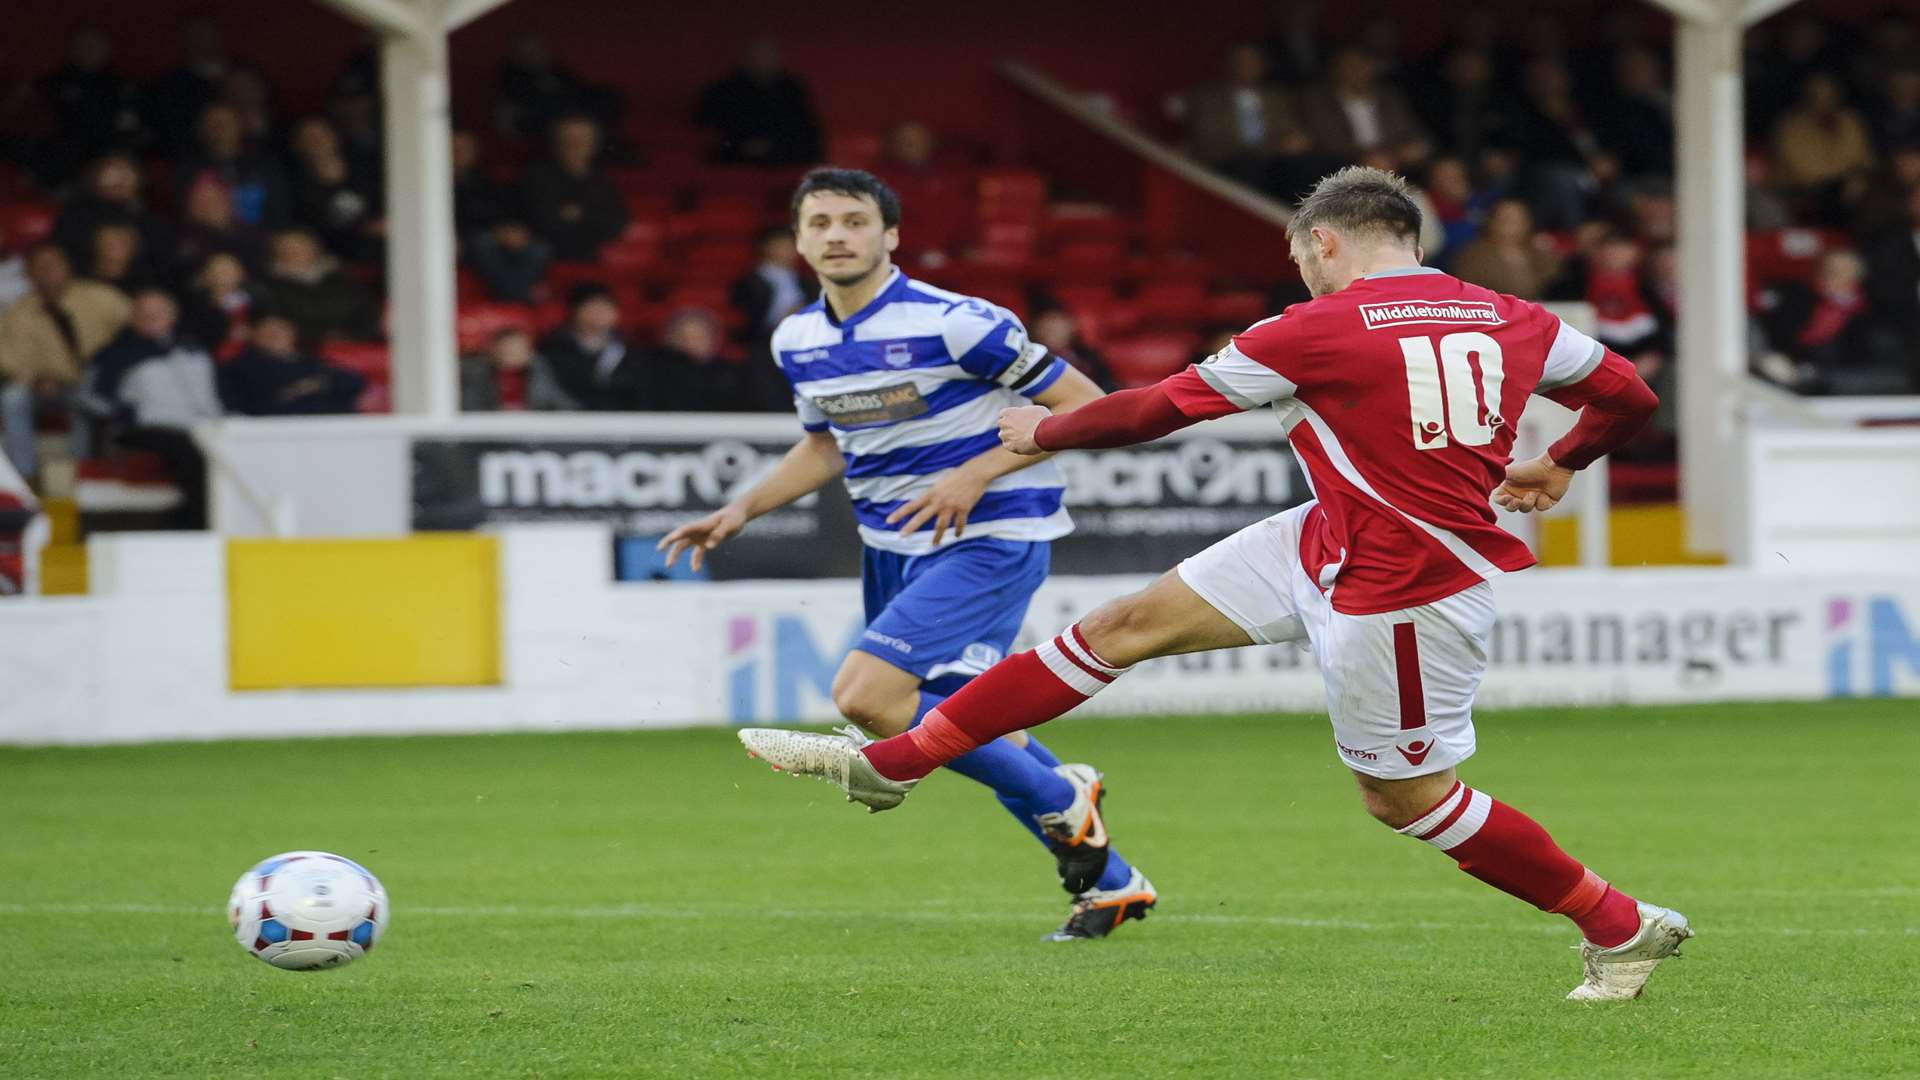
[3,700,1916,1079]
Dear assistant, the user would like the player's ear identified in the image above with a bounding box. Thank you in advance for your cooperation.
[883,226,899,254]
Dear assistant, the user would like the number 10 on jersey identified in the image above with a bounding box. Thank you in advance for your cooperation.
[1399,332,1506,450]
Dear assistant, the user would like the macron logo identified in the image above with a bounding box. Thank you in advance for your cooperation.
[1359,300,1502,331]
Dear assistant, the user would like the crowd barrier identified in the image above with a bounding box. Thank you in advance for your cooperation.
[2,525,1913,746]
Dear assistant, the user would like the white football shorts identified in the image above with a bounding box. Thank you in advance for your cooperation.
[1175,502,1496,779]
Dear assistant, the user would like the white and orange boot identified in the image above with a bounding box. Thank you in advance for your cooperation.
[1045,866,1157,942]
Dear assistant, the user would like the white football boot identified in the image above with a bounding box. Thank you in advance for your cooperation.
[1566,902,1694,1001]
[737,725,918,812]
[1034,764,1114,895]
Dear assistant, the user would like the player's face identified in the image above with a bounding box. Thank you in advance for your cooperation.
[794,191,898,287]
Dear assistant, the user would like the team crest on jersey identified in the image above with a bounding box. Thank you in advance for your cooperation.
[884,341,914,368]
[1359,300,1502,330]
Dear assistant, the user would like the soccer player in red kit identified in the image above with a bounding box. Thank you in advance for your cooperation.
[739,167,1690,1000]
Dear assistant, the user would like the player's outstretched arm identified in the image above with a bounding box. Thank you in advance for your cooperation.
[887,365,1107,544]
[658,430,843,570]
[1495,350,1658,515]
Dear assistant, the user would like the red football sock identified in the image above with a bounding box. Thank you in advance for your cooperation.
[863,623,1127,782]
[1396,782,1642,948]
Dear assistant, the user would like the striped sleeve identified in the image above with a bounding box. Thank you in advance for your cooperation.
[940,298,1056,392]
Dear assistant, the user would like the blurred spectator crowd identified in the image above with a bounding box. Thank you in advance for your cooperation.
[0,8,1916,521]
[1174,7,1920,428]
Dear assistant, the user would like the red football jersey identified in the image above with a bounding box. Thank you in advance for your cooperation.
[1162,267,1608,615]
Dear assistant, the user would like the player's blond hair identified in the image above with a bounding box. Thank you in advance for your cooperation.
[1286,166,1423,248]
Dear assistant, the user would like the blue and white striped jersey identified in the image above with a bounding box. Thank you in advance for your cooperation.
[771,267,1073,555]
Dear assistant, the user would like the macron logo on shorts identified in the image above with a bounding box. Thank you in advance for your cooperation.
[1359,300,1501,331]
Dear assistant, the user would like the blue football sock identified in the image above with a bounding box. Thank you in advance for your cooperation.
[915,692,1137,891]
[1021,735,1063,770]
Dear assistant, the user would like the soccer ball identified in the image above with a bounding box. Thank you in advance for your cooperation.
[228,851,389,970]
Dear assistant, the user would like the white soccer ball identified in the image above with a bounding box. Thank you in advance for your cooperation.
[228,851,389,970]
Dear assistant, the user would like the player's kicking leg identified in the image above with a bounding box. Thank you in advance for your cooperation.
[743,503,1692,996]
[740,537,1152,938]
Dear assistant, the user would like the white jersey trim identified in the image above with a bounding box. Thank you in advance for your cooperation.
[1537,319,1606,391]
[856,508,1073,556]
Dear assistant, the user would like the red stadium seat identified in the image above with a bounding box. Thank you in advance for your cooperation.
[978,170,1047,227]
[1133,280,1211,328]
[545,261,611,295]
[456,303,535,352]
[1205,291,1268,325]
[1103,332,1200,387]
[319,341,391,384]
[828,132,884,172]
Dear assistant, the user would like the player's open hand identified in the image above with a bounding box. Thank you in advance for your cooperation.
[886,469,988,546]
[657,505,749,572]
[1493,454,1574,514]
[998,405,1050,456]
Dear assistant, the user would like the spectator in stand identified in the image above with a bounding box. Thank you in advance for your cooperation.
[729,227,816,409]
[175,101,290,230]
[288,116,383,262]
[0,240,27,310]
[1030,307,1116,392]
[468,218,551,304]
[1418,48,1507,167]
[86,223,161,294]
[1864,185,1920,370]
[731,226,816,343]
[1447,198,1562,299]
[1584,235,1660,353]
[219,309,364,416]
[693,37,824,166]
[879,121,971,264]
[328,78,386,184]
[1298,47,1429,170]
[0,245,130,477]
[172,174,265,277]
[1757,247,1908,393]
[1422,156,1480,261]
[461,326,535,412]
[1505,59,1616,230]
[452,129,516,245]
[649,308,746,412]
[36,27,142,184]
[530,283,645,410]
[1854,145,1920,234]
[80,288,221,528]
[177,252,254,362]
[494,34,621,142]
[1772,73,1876,225]
[1599,47,1675,184]
[146,17,234,153]
[221,65,279,148]
[258,228,380,348]
[1873,65,1920,153]
[1183,43,1312,195]
[523,114,627,262]
[52,154,167,270]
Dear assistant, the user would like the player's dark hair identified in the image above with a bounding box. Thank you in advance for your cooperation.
[790,167,901,229]
[1287,166,1423,249]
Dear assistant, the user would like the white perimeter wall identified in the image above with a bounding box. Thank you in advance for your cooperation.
[2,525,1916,746]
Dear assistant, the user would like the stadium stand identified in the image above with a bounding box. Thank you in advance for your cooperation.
[0,2,1917,529]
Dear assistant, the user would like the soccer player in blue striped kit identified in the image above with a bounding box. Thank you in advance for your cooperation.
[661,168,1155,939]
